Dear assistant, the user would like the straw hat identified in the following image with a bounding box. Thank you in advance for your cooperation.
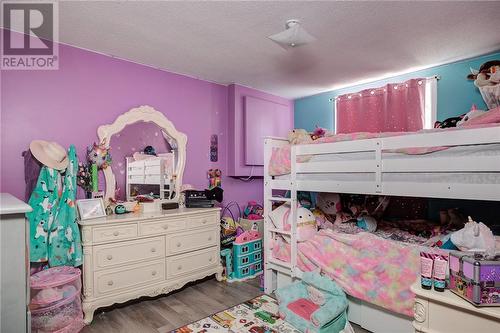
[30,140,68,170]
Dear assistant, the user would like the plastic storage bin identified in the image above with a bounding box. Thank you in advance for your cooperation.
[30,266,84,333]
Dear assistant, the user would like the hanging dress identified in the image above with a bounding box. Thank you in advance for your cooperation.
[27,145,83,267]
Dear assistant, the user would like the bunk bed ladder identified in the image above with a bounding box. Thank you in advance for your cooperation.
[263,138,274,293]
[290,145,298,278]
[263,137,295,293]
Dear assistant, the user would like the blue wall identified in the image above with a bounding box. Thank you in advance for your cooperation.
[295,52,500,131]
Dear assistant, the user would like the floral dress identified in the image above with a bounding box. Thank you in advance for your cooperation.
[26,145,83,267]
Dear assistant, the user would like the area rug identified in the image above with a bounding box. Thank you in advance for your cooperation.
[170,294,301,333]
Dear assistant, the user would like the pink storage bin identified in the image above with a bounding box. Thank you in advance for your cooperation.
[30,266,84,332]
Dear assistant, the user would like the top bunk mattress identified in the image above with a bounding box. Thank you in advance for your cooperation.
[273,142,500,184]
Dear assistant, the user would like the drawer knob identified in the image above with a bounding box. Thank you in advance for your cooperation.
[152,270,157,276]
[176,242,181,247]
[208,236,212,241]
[113,231,119,236]
[162,225,168,230]
[209,257,213,262]
[107,255,113,260]
[202,220,207,224]
[177,265,182,270]
[151,248,156,253]
[107,280,114,286]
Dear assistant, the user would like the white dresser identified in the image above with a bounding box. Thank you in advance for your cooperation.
[78,207,223,324]
[0,193,32,333]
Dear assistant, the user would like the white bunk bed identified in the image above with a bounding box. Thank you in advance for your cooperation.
[263,125,500,333]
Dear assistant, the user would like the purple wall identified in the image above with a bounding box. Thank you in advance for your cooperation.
[0,39,276,209]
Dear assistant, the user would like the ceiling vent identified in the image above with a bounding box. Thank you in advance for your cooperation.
[268,19,316,49]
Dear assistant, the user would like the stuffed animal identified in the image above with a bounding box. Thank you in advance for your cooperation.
[467,60,500,87]
[468,60,500,110]
[87,142,112,169]
[356,215,377,232]
[316,192,342,219]
[312,208,334,230]
[143,145,156,156]
[269,204,317,242]
[434,115,464,129]
[450,216,496,253]
[311,126,327,140]
[457,104,488,126]
[288,129,313,145]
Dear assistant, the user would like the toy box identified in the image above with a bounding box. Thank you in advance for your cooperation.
[449,251,500,306]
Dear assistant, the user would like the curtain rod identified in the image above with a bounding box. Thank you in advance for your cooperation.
[328,75,440,102]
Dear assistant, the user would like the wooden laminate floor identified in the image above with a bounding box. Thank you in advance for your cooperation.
[83,277,370,333]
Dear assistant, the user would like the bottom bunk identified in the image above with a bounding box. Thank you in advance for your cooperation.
[264,218,500,332]
[268,224,429,317]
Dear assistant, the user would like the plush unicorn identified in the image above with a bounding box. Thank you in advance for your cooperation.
[87,142,112,169]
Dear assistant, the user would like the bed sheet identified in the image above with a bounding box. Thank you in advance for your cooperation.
[271,227,431,317]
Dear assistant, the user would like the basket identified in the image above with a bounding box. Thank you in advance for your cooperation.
[30,266,84,332]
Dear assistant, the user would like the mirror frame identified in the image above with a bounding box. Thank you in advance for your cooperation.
[97,105,187,202]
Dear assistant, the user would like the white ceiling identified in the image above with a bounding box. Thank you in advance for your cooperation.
[54,1,500,99]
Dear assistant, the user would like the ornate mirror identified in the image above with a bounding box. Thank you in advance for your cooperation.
[97,105,187,203]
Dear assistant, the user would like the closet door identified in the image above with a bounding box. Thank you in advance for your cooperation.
[244,96,290,166]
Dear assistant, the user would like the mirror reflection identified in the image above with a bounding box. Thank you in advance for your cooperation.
[110,121,178,201]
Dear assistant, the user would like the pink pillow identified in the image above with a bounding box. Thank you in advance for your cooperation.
[461,106,500,126]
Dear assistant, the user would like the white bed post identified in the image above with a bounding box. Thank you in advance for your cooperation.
[375,140,382,194]
[263,138,275,293]
[290,145,298,278]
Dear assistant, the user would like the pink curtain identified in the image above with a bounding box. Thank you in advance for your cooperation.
[336,78,426,133]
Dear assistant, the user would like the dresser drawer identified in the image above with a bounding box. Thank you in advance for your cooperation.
[94,260,165,296]
[166,228,218,255]
[139,218,186,236]
[92,224,137,243]
[93,236,165,270]
[167,247,218,279]
[186,213,219,229]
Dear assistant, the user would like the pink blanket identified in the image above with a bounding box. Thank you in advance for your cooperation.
[272,229,424,317]
[269,124,500,176]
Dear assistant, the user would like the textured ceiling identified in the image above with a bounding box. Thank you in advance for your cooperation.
[53,1,500,98]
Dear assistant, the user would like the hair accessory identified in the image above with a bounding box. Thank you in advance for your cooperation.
[29,140,68,170]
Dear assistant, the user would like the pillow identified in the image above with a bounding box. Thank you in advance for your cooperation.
[460,105,500,126]
[269,203,289,229]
